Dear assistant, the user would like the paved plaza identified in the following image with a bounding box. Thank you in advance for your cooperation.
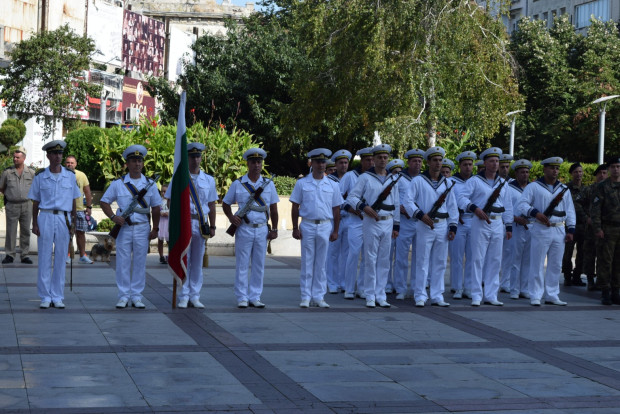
[2,242,620,413]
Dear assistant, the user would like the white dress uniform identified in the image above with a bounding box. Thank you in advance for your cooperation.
[458,149,513,305]
[385,159,405,294]
[507,178,532,298]
[290,165,344,304]
[326,172,343,293]
[498,154,514,292]
[102,173,161,303]
[347,151,400,306]
[518,163,576,305]
[404,153,458,306]
[341,165,367,297]
[28,158,80,305]
[223,174,279,304]
[448,174,472,296]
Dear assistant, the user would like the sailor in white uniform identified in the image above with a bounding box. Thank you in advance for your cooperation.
[499,153,514,293]
[518,157,575,306]
[458,147,513,306]
[347,144,400,308]
[385,159,405,294]
[290,148,343,308]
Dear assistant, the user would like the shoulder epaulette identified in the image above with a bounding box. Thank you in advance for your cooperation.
[3,166,15,172]
[64,167,75,174]
[34,168,45,176]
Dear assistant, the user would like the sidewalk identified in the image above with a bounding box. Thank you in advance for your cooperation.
[2,253,620,413]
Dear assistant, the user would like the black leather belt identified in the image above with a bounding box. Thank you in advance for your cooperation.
[489,206,505,213]
[551,210,566,217]
[5,199,30,204]
[40,209,68,214]
[434,212,449,219]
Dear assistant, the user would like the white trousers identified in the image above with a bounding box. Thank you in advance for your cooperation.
[344,216,365,294]
[469,218,503,302]
[180,219,206,302]
[386,237,397,290]
[326,220,342,291]
[510,223,531,296]
[500,229,514,290]
[393,218,417,295]
[37,212,70,302]
[362,217,392,302]
[449,216,473,292]
[528,223,564,301]
[299,220,331,301]
[414,220,449,303]
[115,222,150,302]
[337,216,349,290]
[234,224,268,302]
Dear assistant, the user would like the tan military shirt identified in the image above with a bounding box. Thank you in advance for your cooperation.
[0,166,36,202]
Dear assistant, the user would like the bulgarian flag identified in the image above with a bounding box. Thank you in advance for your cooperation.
[168,91,192,286]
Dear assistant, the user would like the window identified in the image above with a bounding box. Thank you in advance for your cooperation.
[575,0,610,29]
[560,7,566,15]
[543,12,549,26]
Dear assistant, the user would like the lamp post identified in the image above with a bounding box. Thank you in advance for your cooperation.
[592,95,620,165]
[506,110,524,157]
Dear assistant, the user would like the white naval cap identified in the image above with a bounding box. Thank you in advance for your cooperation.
[511,159,533,171]
[356,147,374,157]
[387,159,405,172]
[123,144,147,160]
[333,149,352,161]
[476,160,485,167]
[456,151,477,163]
[404,149,425,160]
[499,154,513,163]
[542,156,563,167]
[243,147,267,160]
[307,148,332,160]
[188,142,206,157]
[480,147,502,160]
[372,143,392,155]
[42,140,66,153]
[442,159,455,171]
[424,146,445,160]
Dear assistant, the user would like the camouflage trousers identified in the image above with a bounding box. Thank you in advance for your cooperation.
[583,223,597,276]
[562,231,584,275]
[596,224,620,289]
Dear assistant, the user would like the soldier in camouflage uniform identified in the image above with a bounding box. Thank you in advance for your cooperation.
[561,163,587,286]
[579,165,607,291]
[592,156,620,305]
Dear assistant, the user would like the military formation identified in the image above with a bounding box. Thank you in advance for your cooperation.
[1,140,618,310]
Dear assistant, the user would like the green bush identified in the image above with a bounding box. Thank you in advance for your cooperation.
[0,125,21,149]
[1,119,26,140]
[96,218,115,232]
[273,175,297,196]
[65,126,106,190]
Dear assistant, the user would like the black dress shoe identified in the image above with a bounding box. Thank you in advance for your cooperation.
[21,257,33,264]
[2,256,14,264]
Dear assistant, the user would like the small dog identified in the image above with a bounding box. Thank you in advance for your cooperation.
[89,237,115,262]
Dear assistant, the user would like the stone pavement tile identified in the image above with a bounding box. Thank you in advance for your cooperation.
[22,353,146,409]
[209,313,326,344]
[347,349,454,365]
[14,313,109,347]
[497,377,620,398]
[559,346,620,367]
[135,383,261,406]
[433,348,539,364]
[301,381,423,402]
[73,286,124,310]
[259,350,391,383]
[372,363,487,383]
[352,312,485,343]
[0,314,17,347]
[0,388,28,409]
[91,313,197,346]
[401,377,527,400]
[462,310,620,341]
[468,362,578,380]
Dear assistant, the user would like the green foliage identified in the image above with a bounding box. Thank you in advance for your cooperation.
[0,126,21,149]
[0,24,99,139]
[272,175,297,196]
[1,119,26,140]
[96,218,115,232]
[505,161,599,185]
[90,117,258,197]
[510,16,620,161]
[64,127,106,190]
[437,130,473,162]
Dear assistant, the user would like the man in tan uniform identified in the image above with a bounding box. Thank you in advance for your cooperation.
[0,147,36,264]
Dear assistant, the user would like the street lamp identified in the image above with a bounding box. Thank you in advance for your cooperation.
[591,95,620,165]
[506,110,524,156]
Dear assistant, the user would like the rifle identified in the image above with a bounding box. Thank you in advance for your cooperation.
[109,174,161,239]
[542,185,569,220]
[370,174,402,212]
[481,177,507,224]
[425,181,455,229]
[226,177,272,236]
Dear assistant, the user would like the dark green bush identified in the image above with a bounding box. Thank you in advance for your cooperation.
[273,175,297,196]
[1,119,26,140]
[65,126,106,190]
[0,126,21,149]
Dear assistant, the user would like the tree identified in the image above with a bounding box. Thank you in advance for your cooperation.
[282,0,521,155]
[510,16,620,161]
[0,24,99,139]
[0,118,27,150]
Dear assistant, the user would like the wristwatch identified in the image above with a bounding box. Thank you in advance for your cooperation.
[86,205,92,209]
[210,226,216,229]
